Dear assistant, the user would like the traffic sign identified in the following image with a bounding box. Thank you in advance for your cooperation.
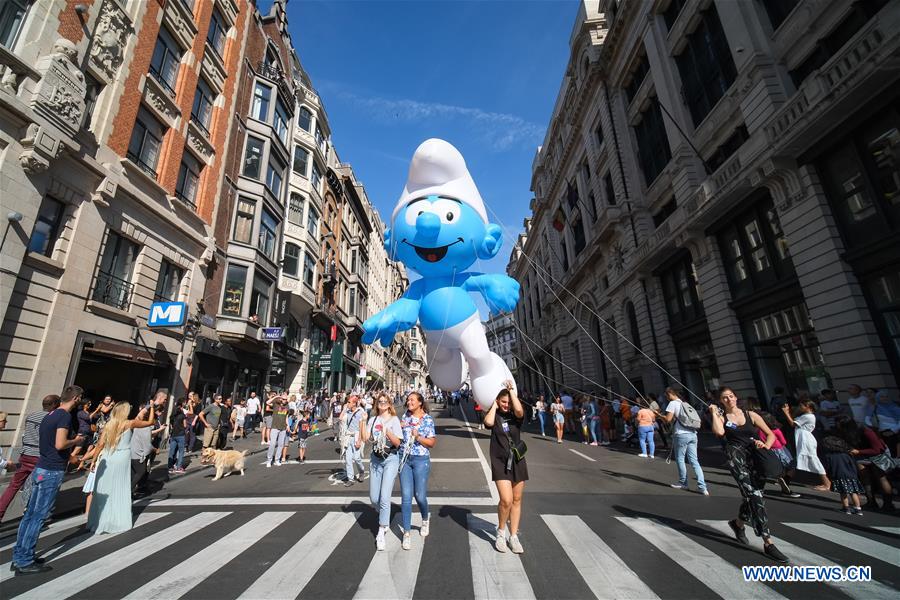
[148,302,187,327]
[261,327,284,341]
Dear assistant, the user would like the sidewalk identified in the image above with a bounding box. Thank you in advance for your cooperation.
[0,426,324,536]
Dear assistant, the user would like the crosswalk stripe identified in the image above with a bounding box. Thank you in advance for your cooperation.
[872,526,900,536]
[616,517,786,600]
[123,511,292,600]
[353,515,426,600]
[0,514,87,552]
[238,511,357,599]
[146,496,496,506]
[468,513,536,600]
[0,512,169,573]
[783,523,900,567]
[542,515,658,599]
[699,520,896,600]
[568,449,597,462]
[12,512,229,600]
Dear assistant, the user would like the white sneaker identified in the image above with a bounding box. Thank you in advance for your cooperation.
[402,531,411,550]
[638,453,648,458]
[495,528,507,553]
[275,461,282,467]
[261,441,267,445]
[420,519,430,537]
[266,462,272,468]
[508,534,524,554]
[376,528,386,551]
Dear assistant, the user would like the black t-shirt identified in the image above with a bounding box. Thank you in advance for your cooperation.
[170,409,187,437]
[490,409,523,456]
[38,408,73,471]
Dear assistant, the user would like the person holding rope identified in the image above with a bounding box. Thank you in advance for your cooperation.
[657,387,709,495]
[360,392,402,551]
[399,391,436,550]
[483,380,528,554]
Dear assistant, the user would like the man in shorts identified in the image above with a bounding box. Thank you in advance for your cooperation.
[294,410,311,463]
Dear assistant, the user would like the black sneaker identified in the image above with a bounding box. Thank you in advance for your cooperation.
[729,520,749,545]
[14,562,52,576]
[764,543,789,563]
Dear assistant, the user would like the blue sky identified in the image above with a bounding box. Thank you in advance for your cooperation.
[282,0,578,274]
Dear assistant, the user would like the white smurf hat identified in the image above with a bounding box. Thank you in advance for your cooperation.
[392,139,487,225]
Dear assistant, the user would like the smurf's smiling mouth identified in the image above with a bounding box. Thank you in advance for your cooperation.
[403,238,464,263]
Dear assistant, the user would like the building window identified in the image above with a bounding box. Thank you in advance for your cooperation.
[266,157,284,197]
[127,106,166,177]
[633,97,672,186]
[675,5,736,127]
[233,197,255,243]
[652,197,678,228]
[92,231,139,310]
[626,300,642,349]
[149,27,182,96]
[251,82,271,121]
[28,196,65,257]
[154,260,184,302]
[292,145,309,176]
[283,243,300,277]
[288,193,304,226]
[250,274,271,325]
[175,151,201,207]
[298,106,312,132]
[866,268,900,374]
[706,125,749,173]
[572,215,586,255]
[349,287,356,316]
[258,207,278,260]
[274,97,289,145]
[315,125,325,152]
[206,7,227,57]
[0,0,29,48]
[604,172,616,206]
[761,0,799,31]
[306,206,319,237]
[191,77,214,135]
[662,0,687,30]
[625,52,649,104]
[560,238,569,272]
[221,263,247,316]
[82,73,103,130]
[595,121,604,148]
[659,253,703,328]
[311,161,322,191]
[303,251,315,287]
[242,135,264,179]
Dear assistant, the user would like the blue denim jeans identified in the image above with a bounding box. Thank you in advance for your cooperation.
[369,453,400,526]
[12,467,65,567]
[589,419,600,443]
[537,412,547,435]
[638,425,655,455]
[168,435,185,469]
[673,432,706,490]
[400,455,431,531]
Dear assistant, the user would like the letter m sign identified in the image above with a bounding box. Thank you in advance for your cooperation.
[148,302,187,327]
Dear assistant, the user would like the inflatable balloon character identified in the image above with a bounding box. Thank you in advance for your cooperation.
[361,139,521,411]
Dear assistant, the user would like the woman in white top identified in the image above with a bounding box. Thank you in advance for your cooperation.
[551,395,566,444]
[782,399,831,491]
[360,392,402,551]
[534,395,548,437]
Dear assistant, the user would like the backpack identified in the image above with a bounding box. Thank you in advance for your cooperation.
[675,401,701,430]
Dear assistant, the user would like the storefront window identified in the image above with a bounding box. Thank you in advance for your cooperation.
[866,268,900,375]
[222,264,247,316]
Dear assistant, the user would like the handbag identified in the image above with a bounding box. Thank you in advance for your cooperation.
[82,470,96,494]
[869,449,899,473]
[753,446,784,479]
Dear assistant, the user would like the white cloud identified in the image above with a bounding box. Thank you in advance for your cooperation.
[334,91,544,151]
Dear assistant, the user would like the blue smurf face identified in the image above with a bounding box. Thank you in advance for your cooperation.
[387,195,493,277]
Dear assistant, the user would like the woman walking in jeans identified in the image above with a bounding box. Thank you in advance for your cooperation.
[399,392,436,551]
[658,387,708,495]
[361,393,402,551]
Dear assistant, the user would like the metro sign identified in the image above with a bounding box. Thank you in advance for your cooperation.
[147,301,187,327]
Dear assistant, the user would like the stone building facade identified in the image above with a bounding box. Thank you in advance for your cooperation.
[486,312,517,378]
[512,0,899,405]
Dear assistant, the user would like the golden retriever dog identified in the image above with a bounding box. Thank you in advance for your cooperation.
[201,447,248,480]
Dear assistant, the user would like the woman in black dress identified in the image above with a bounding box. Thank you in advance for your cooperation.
[483,380,528,554]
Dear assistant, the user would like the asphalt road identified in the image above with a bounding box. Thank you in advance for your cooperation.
[1,402,898,600]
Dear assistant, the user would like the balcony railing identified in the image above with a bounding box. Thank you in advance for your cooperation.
[92,271,134,311]
[148,63,176,98]
[174,187,197,209]
[190,112,211,138]
[256,61,294,103]
[126,150,159,179]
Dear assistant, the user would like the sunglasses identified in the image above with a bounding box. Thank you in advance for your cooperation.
[377,400,389,405]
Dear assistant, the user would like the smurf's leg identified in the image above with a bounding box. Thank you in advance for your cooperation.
[457,318,514,411]
[426,342,467,391]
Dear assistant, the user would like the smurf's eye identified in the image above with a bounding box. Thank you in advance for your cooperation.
[404,200,431,226]
[433,199,460,225]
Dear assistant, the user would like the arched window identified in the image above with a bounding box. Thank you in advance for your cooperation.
[626,301,642,350]
[298,106,312,132]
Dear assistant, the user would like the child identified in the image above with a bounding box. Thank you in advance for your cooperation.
[821,416,866,515]
[758,412,800,497]
[782,399,831,491]
[295,410,311,463]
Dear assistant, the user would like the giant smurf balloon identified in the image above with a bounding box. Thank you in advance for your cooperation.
[362,139,520,411]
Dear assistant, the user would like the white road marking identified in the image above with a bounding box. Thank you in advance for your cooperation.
[12,512,229,600]
[783,523,900,567]
[459,407,499,503]
[468,513,535,600]
[568,449,596,462]
[0,514,87,551]
[617,517,786,600]
[543,515,658,599]
[871,526,900,535]
[0,512,169,573]
[353,515,425,600]
[144,496,496,506]
[238,511,357,599]
[700,520,896,600]
[124,512,291,600]
[260,458,481,465]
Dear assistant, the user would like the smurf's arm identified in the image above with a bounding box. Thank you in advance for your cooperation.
[463,273,521,315]
[362,279,425,347]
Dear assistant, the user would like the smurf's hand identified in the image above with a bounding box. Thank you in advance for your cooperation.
[465,274,520,314]
[362,298,420,346]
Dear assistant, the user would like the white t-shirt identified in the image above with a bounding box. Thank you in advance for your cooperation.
[236,406,248,421]
[665,399,694,436]
[847,396,868,424]
[246,396,261,415]
[818,399,840,429]
[370,415,402,441]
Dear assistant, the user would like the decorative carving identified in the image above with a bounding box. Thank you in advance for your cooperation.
[29,39,86,137]
[142,76,180,127]
[89,0,133,82]
[187,122,214,165]
[19,123,61,175]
